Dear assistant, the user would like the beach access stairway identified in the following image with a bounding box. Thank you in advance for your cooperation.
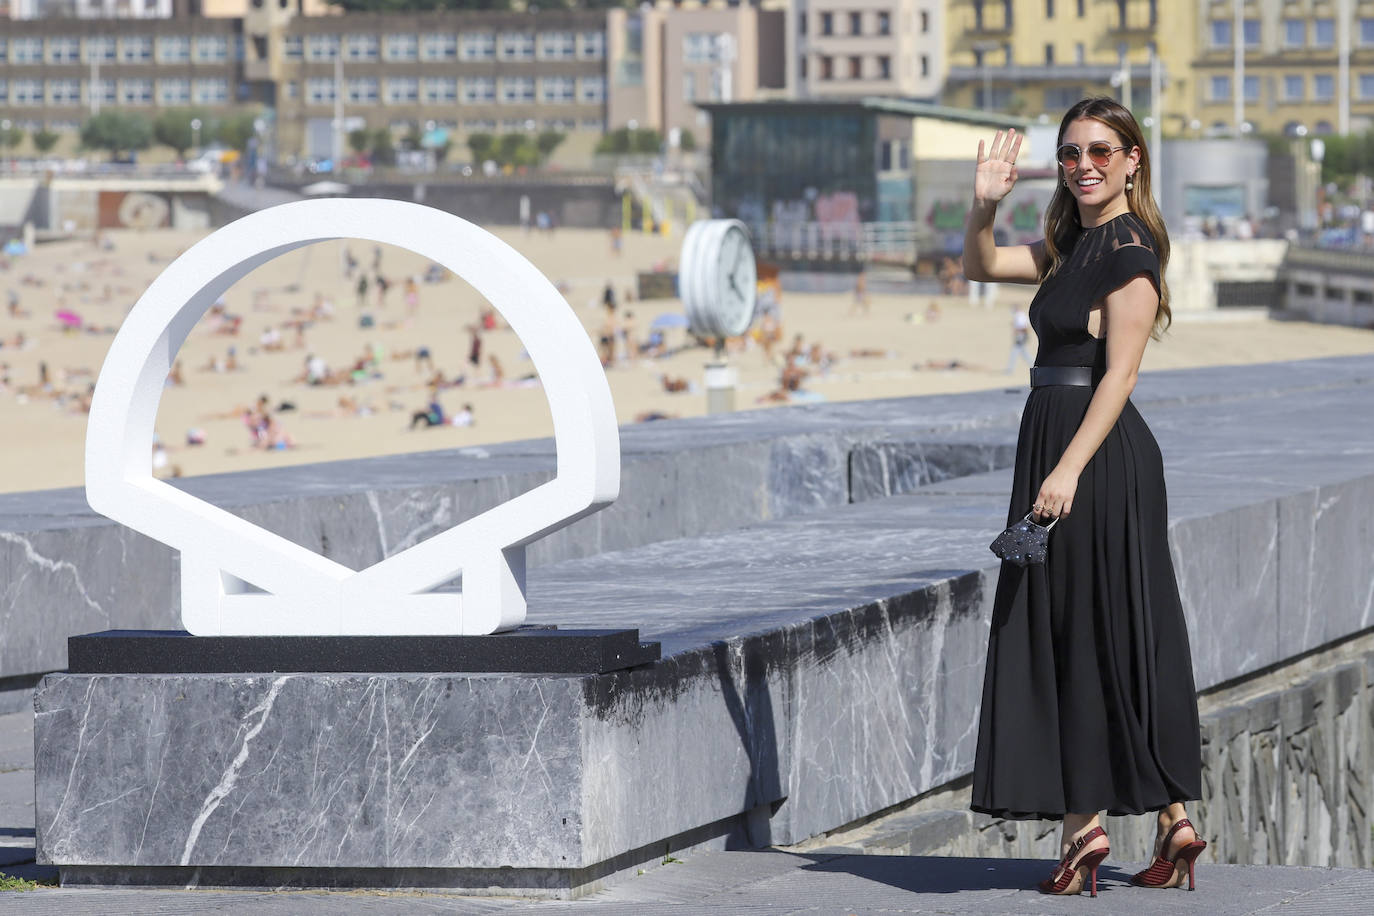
[5,355,1374,888]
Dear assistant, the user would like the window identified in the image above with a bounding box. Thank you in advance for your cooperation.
[195,35,229,63]
[193,78,228,104]
[499,32,535,61]
[90,79,116,105]
[346,76,378,104]
[799,14,808,36]
[306,35,338,62]
[974,87,1012,109]
[1283,18,1305,47]
[1210,75,1231,101]
[120,36,153,63]
[1362,19,1374,47]
[920,54,929,77]
[850,12,862,35]
[157,35,190,63]
[1284,74,1304,101]
[0,81,6,103]
[579,75,605,103]
[48,79,80,105]
[283,81,298,101]
[1046,0,1055,15]
[1314,73,1334,101]
[500,119,531,133]
[539,31,576,60]
[345,34,379,62]
[463,77,495,103]
[1210,20,1231,49]
[683,70,696,101]
[877,55,891,79]
[12,78,43,105]
[1045,43,1054,64]
[306,77,335,104]
[120,78,153,105]
[820,55,833,80]
[541,76,575,103]
[12,38,43,64]
[500,76,535,103]
[821,12,833,36]
[1314,19,1334,48]
[423,77,457,103]
[579,31,604,60]
[421,33,457,61]
[544,118,576,132]
[877,12,890,35]
[920,11,929,33]
[49,37,81,64]
[385,77,418,104]
[1243,75,1259,102]
[1360,74,1374,99]
[158,78,191,105]
[1242,19,1259,48]
[847,56,860,78]
[86,37,116,63]
[463,118,497,133]
[1045,86,1083,109]
[1077,0,1085,16]
[384,34,418,62]
[684,33,718,64]
[1075,42,1085,64]
[461,32,495,61]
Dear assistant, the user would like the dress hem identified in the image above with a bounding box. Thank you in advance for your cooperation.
[969,797,1198,821]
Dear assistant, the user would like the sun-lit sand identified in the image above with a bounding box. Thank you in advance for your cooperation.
[1,223,1371,494]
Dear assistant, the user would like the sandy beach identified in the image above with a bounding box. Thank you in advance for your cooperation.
[1,222,1371,495]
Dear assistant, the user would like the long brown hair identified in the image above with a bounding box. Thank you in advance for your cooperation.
[1042,97,1172,337]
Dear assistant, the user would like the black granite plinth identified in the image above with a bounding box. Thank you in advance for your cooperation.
[67,627,661,675]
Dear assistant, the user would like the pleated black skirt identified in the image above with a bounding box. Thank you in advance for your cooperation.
[970,386,1203,820]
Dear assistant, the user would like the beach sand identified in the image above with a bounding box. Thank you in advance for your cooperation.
[2,224,1371,495]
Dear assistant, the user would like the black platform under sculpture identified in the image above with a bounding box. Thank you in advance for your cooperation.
[68,627,661,675]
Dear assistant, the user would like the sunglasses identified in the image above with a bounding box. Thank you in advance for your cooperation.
[1056,142,1129,170]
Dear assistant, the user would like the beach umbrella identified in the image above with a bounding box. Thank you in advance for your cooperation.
[650,312,689,330]
[55,309,82,328]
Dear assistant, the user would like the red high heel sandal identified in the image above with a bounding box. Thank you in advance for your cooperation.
[1130,817,1207,890]
[1038,825,1111,897]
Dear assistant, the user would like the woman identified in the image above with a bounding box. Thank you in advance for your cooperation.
[964,97,1207,897]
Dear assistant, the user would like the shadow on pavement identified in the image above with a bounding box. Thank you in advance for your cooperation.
[794,852,1144,896]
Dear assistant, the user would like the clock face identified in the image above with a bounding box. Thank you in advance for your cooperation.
[715,226,757,338]
[679,220,757,340]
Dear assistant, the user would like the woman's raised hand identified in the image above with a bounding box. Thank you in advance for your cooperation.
[974,129,1024,206]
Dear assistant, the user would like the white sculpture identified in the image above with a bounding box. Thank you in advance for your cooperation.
[85,199,620,636]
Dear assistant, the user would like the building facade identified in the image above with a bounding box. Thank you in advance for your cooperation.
[788,0,945,100]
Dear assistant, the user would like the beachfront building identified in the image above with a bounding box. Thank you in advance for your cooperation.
[0,6,610,162]
[1191,0,1374,137]
[701,97,1026,268]
[786,1,945,101]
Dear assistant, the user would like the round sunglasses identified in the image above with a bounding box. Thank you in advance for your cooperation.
[1056,142,1129,170]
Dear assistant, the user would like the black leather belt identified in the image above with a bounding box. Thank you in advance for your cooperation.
[1030,366,1095,387]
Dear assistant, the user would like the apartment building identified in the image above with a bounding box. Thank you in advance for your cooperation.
[0,6,609,161]
[1192,0,1374,137]
[941,1,1194,127]
[789,0,945,99]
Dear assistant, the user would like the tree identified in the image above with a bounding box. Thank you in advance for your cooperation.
[678,128,697,152]
[32,127,60,155]
[467,132,495,164]
[595,126,663,156]
[536,130,566,161]
[402,121,423,152]
[153,108,206,158]
[0,124,24,155]
[348,128,372,156]
[79,111,153,159]
[371,127,396,166]
[211,111,258,152]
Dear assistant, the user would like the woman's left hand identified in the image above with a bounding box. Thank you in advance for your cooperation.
[1033,465,1080,522]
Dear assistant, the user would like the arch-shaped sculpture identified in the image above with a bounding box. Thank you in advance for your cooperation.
[85,199,620,636]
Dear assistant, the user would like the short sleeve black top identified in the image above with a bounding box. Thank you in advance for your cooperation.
[1028,211,1161,370]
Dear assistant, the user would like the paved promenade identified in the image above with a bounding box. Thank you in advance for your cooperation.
[2,710,1369,914]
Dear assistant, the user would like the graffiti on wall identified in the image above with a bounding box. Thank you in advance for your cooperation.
[98,191,172,230]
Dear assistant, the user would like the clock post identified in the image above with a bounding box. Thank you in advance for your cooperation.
[680,219,758,415]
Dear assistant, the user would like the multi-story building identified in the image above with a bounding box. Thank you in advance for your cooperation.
[788,0,945,100]
[1191,0,1374,137]
[941,1,1191,128]
[0,6,610,161]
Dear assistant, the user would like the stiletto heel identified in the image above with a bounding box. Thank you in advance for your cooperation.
[1038,825,1110,896]
[1130,817,1207,889]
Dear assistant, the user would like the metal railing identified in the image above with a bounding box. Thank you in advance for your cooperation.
[745,221,920,263]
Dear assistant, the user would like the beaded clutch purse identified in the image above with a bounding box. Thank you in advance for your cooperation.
[989,512,1059,567]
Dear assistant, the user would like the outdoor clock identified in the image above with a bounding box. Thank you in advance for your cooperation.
[680,219,758,341]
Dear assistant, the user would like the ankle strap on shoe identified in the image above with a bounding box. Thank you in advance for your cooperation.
[1160,818,1193,850]
[1070,825,1107,853]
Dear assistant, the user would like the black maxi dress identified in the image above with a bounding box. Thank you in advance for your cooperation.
[970,211,1203,820]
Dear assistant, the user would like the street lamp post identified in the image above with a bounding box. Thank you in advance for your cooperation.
[190,118,202,155]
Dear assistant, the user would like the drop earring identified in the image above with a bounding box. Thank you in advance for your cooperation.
[1126,173,1135,191]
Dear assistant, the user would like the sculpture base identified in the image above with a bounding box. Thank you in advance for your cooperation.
[67,627,660,675]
